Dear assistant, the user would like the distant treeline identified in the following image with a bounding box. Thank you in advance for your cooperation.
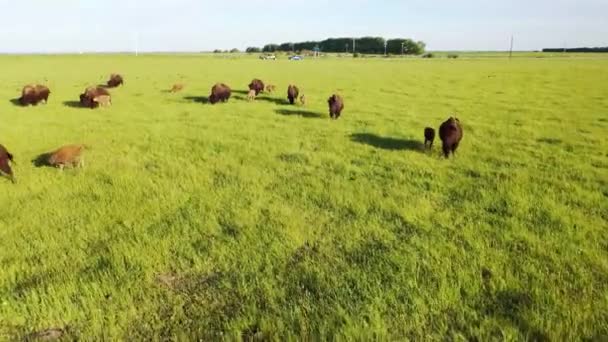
[246,37,426,55]
[543,47,608,53]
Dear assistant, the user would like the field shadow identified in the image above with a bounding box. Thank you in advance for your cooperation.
[32,153,53,168]
[275,109,323,119]
[9,98,22,106]
[258,96,289,105]
[232,89,249,95]
[183,96,209,104]
[537,138,562,145]
[350,133,424,151]
[63,101,83,108]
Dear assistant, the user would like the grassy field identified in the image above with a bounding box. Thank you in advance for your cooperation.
[0,54,607,340]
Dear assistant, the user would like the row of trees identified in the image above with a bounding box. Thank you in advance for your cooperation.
[542,47,608,53]
[246,37,425,55]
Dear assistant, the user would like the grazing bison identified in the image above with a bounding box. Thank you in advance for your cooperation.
[424,127,436,149]
[265,84,276,93]
[287,85,299,105]
[247,89,257,101]
[209,83,231,104]
[328,94,344,120]
[47,144,86,169]
[0,144,15,183]
[80,86,110,109]
[248,79,265,96]
[439,117,463,158]
[107,74,124,88]
[19,84,51,106]
[170,83,184,93]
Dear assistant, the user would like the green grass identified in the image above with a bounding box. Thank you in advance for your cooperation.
[0,54,607,340]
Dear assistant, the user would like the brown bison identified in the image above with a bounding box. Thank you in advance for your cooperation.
[265,84,276,93]
[19,84,51,106]
[299,94,306,106]
[0,144,15,183]
[47,144,86,169]
[209,83,231,104]
[170,83,184,93]
[424,127,436,149]
[93,95,112,107]
[287,85,299,105]
[328,94,344,120]
[80,86,110,109]
[439,117,463,158]
[107,74,124,88]
[248,79,265,96]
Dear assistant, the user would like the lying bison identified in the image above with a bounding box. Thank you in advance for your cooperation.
[80,86,110,109]
[249,79,265,96]
[328,94,344,120]
[209,83,231,104]
[0,144,15,183]
[439,117,463,158]
[19,84,51,106]
[287,85,299,105]
[107,74,124,88]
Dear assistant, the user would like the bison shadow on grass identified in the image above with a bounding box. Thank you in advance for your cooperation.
[9,98,21,106]
[32,153,54,167]
[63,101,83,108]
[183,96,209,104]
[350,133,424,151]
[275,109,323,119]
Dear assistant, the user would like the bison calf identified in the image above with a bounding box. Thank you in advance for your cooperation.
[439,117,463,158]
[209,83,231,104]
[287,85,299,105]
[93,95,112,107]
[0,144,15,183]
[328,94,344,120]
[80,87,110,109]
[19,84,51,106]
[170,83,184,93]
[247,89,257,101]
[424,127,436,149]
[47,144,86,169]
[249,79,265,96]
[107,74,124,88]
[265,84,276,93]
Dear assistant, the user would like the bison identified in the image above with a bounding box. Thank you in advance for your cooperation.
[265,84,276,93]
[107,74,124,88]
[0,144,15,183]
[170,83,185,93]
[328,94,344,120]
[47,144,86,169]
[299,94,306,106]
[93,95,112,107]
[247,89,257,101]
[424,127,436,149]
[19,84,51,106]
[287,85,299,105]
[80,86,110,109]
[249,79,265,96]
[209,83,231,104]
[439,117,463,158]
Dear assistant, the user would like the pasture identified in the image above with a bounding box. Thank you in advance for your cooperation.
[0,54,607,340]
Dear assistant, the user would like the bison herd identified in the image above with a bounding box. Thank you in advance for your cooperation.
[1,73,465,184]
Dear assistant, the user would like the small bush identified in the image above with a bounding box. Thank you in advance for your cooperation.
[422,53,434,58]
[353,52,361,58]
[447,54,459,59]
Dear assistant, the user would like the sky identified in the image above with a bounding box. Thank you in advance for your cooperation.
[0,0,606,53]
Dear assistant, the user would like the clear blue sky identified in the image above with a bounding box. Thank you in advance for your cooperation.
[0,0,606,53]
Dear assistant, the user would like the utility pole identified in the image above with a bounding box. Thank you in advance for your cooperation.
[509,35,514,59]
[384,40,388,56]
[353,38,356,54]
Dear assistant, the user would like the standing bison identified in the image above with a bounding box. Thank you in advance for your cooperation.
[439,117,463,158]
[80,86,111,109]
[209,83,231,104]
[287,85,299,105]
[107,74,124,88]
[248,79,265,96]
[328,94,344,120]
[19,84,51,106]
[424,127,436,149]
[0,144,15,183]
